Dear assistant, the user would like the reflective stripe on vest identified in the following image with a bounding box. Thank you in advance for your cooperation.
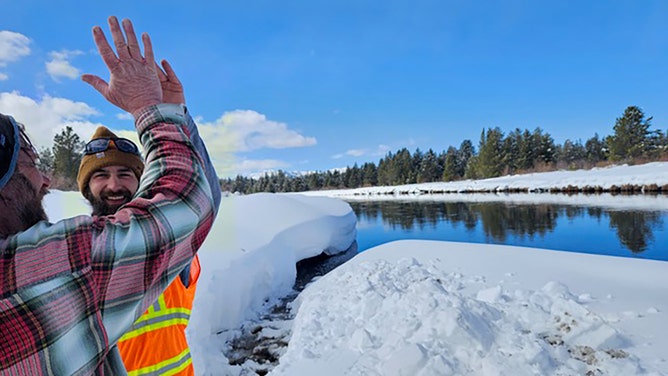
[119,256,200,375]
[126,348,192,376]
[120,295,191,341]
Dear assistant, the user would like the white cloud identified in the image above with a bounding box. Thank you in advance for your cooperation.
[46,50,83,81]
[332,144,391,159]
[214,158,290,179]
[0,91,101,149]
[0,95,308,179]
[0,31,31,79]
[375,144,391,155]
[346,149,368,157]
[188,110,316,177]
[116,112,133,121]
[111,110,305,179]
[0,31,31,66]
[333,148,366,159]
[199,110,316,153]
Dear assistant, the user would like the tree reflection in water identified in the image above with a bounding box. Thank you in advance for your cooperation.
[608,211,662,253]
[349,200,665,255]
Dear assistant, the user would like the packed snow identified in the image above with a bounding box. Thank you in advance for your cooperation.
[271,241,667,375]
[41,162,668,375]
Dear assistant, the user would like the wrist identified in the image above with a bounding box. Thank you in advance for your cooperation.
[134,103,187,136]
[131,102,162,120]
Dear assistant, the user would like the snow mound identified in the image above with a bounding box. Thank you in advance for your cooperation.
[271,257,658,376]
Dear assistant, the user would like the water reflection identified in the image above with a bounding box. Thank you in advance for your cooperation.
[608,211,661,253]
[348,199,667,258]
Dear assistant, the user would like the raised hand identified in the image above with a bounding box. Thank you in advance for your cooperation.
[82,17,162,117]
[156,59,186,105]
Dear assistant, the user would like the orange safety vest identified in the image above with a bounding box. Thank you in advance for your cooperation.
[118,256,201,376]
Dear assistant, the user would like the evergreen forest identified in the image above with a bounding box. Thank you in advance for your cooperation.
[37,106,668,193]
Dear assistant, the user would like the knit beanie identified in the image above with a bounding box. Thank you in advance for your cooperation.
[0,113,20,190]
[77,126,144,193]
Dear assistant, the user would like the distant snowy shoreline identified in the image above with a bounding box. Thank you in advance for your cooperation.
[302,162,668,197]
[341,182,667,195]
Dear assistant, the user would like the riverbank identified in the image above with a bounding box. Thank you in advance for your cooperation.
[300,162,668,196]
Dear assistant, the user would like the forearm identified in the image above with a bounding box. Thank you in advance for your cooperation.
[184,106,222,212]
[94,104,215,341]
[148,103,221,213]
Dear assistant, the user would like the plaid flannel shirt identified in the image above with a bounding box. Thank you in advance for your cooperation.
[0,104,217,375]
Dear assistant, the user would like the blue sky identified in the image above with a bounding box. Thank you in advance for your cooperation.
[1,1,667,178]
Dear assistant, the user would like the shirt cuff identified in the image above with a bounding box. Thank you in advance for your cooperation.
[134,103,187,134]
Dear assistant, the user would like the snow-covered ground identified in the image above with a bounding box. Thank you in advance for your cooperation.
[42,162,668,375]
[301,161,668,196]
[272,241,667,375]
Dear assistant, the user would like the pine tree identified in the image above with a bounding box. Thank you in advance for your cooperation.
[37,147,54,177]
[557,139,586,169]
[418,149,441,183]
[476,127,505,178]
[533,127,556,165]
[361,162,378,187]
[585,133,607,164]
[52,126,85,190]
[502,129,522,173]
[458,139,474,177]
[607,106,652,161]
[442,146,459,181]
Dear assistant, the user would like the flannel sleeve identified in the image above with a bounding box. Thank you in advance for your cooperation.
[90,104,216,345]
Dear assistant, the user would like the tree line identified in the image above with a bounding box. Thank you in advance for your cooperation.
[222,105,668,194]
[35,105,667,192]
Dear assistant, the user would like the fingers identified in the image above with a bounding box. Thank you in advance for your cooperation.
[84,17,162,114]
[81,74,109,96]
[142,32,156,68]
[91,26,119,70]
[155,61,168,81]
[122,19,143,61]
[161,60,182,85]
[108,16,131,60]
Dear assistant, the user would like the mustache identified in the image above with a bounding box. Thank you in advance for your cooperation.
[100,188,133,200]
[91,188,134,216]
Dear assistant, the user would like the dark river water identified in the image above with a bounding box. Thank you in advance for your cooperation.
[346,194,668,262]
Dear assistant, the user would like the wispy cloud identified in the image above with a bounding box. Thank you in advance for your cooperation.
[332,144,390,159]
[0,91,101,149]
[46,50,83,81]
[116,112,133,121]
[0,31,31,79]
[232,159,290,178]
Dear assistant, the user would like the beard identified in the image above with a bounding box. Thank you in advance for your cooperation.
[0,173,48,235]
[89,188,133,216]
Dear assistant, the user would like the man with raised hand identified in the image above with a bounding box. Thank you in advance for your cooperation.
[0,16,218,375]
[77,60,219,375]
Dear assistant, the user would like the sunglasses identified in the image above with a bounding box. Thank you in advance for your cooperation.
[84,137,141,156]
[18,125,38,160]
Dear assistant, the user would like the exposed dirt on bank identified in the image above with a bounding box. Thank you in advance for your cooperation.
[223,243,359,375]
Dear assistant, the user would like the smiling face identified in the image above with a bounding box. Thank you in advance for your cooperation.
[87,165,140,216]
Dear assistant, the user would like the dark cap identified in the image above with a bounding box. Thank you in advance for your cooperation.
[0,114,20,190]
